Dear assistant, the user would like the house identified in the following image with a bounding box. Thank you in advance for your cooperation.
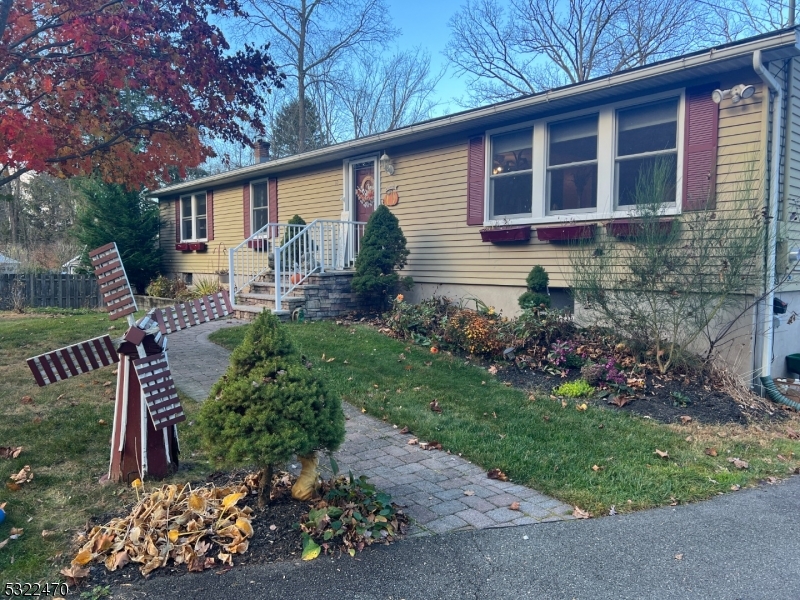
[0,252,20,274]
[152,28,800,381]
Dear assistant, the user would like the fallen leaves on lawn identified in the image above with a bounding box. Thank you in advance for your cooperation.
[488,365,498,375]
[419,441,442,451]
[576,403,588,411]
[680,416,692,424]
[487,468,508,481]
[429,399,442,413]
[20,395,33,404]
[787,427,800,440]
[573,506,591,519]
[654,449,669,459]
[407,438,418,445]
[592,465,602,472]
[728,457,749,469]
[608,395,632,408]
[704,448,718,457]
[399,426,410,435]
[730,484,741,491]
[0,446,22,459]
[70,481,254,577]
[9,465,33,484]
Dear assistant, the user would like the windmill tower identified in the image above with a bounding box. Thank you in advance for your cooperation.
[26,243,233,483]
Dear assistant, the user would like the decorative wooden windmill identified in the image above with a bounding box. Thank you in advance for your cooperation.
[26,243,233,483]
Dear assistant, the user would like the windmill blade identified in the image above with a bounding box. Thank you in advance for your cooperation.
[131,352,186,430]
[153,290,233,335]
[89,242,137,321]
[27,335,119,387]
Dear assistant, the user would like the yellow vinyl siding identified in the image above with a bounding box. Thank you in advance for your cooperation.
[276,165,342,222]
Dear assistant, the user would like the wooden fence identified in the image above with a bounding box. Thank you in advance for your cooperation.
[0,273,102,310]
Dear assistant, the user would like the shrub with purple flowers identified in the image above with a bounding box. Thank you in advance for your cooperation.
[580,357,625,386]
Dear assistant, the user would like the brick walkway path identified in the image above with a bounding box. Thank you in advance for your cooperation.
[168,318,574,535]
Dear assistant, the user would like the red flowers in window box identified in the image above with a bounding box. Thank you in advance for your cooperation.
[479,225,531,243]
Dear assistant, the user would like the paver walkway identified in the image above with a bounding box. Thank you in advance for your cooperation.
[168,318,574,535]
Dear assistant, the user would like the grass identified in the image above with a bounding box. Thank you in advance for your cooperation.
[0,309,212,583]
[211,321,800,516]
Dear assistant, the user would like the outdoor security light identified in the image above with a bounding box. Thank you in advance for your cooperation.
[712,84,755,104]
[380,152,394,176]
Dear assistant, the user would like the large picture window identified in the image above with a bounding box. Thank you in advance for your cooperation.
[547,115,598,212]
[180,193,207,241]
[490,128,533,218]
[615,98,678,207]
[251,182,269,233]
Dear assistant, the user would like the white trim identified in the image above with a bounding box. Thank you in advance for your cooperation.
[179,192,209,242]
[482,88,686,226]
[345,155,380,217]
[249,178,270,236]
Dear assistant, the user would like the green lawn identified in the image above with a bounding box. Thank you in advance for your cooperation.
[211,320,800,515]
[0,310,211,583]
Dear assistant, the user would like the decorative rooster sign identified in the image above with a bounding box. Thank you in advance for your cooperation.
[26,243,233,483]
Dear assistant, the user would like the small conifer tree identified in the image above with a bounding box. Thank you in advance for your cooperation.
[197,310,345,505]
[518,265,551,309]
[351,205,411,307]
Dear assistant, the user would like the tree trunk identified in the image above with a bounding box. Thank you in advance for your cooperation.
[258,463,273,508]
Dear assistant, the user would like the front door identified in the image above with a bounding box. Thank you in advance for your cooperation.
[351,158,377,223]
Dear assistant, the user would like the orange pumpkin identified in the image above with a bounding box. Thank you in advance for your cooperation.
[383,188,399,207]
[290,273,303,285]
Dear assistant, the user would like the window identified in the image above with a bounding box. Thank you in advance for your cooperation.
[179,193,207,241]
[252,182,269,233]
[615,98,678,207]
[490,128,533,218]
[547,115,598,212]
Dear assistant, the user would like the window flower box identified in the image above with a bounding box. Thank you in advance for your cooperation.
[175,242,207,252]
[536,224,596,242]
[606,219,674,239]
[479,225,531,244]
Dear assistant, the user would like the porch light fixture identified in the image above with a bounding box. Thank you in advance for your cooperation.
[380,152,394,176]
[711,84,755,104]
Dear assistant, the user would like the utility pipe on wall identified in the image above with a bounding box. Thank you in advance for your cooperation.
[753,50,783,380]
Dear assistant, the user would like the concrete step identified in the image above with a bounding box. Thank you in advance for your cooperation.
[233,305,292,322]
[237,292,305,307]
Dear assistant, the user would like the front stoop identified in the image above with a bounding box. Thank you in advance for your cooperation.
[234,271,363,321]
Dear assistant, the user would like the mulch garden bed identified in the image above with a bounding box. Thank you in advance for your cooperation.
[495,364,785,426]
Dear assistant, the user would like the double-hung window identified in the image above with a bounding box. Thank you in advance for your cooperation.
[489,128,533,218]
[180,193,207,241]
[251,182,269,233]
[615,98,678,207]
[547,114,598,213]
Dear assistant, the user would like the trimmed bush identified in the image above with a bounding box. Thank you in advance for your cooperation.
[197,310,345,505]
[519,265,551,310]
[352,205,411,306]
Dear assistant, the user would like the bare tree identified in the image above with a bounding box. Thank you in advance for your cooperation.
[706,0,795,42]
[337,48,444,139]
[240,0,397,153]
[446,0,709,105]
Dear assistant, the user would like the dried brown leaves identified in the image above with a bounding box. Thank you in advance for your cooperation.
[68,481,254,580]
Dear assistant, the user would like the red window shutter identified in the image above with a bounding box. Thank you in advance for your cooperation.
[467,136,485,225]
[268,178,278,238]
[207,190,214,241]
[174,197,181,242]
[243,184,251,237]
[683,84,720,211]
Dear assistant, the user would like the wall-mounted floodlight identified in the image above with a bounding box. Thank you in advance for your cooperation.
[712,84,756,104]
[789,247,800,263]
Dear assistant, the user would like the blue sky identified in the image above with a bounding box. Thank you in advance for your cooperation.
[384,0,466,114]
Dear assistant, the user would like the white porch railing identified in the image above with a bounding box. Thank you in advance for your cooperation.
[229,219,366,311]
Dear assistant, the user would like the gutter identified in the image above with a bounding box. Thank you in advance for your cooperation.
[753,50,783,381]
[150,30,800,198]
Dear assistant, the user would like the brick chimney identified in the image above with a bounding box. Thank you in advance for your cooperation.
[254,140,270,164]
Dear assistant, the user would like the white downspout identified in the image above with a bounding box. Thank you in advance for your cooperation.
[753,50,783,380]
